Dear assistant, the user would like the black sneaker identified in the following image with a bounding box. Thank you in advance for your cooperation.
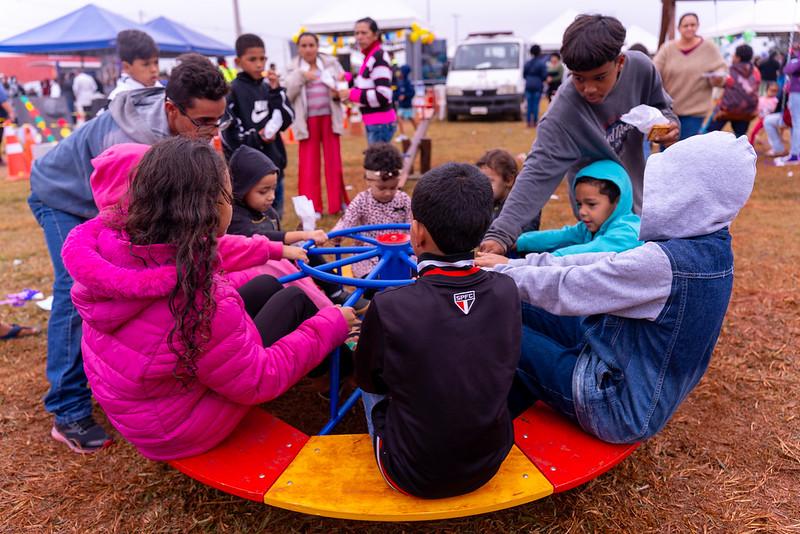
[51,416,113,454]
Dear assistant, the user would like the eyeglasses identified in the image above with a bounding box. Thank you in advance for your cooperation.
[168,98,232,132]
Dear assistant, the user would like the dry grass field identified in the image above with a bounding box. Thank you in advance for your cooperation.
[0,119,798,532]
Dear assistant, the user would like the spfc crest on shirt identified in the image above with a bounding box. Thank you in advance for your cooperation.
[453,291,475,315]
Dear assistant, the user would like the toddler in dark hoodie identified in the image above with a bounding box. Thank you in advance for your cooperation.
[477,132,756,444]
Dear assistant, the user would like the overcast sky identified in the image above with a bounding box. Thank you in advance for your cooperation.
[1,0,767,63]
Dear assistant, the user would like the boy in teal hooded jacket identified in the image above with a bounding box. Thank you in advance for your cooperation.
[516,160,642,256]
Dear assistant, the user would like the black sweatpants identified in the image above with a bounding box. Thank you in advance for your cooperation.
[237,275,318,346]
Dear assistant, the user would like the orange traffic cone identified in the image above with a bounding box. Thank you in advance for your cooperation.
[212,134,223,154]
[4,127,30,181]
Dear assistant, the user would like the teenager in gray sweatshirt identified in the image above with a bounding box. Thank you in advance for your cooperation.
[482,15,679,254]
[476,132,755,443]
[28,55,229,454]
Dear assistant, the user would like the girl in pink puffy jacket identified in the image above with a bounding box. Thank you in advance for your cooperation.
[62,137,358,460]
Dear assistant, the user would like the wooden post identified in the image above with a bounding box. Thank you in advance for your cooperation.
[398,118,431,188]
[659,0,676,49]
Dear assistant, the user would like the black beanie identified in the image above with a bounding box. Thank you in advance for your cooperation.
[229,146,279,201]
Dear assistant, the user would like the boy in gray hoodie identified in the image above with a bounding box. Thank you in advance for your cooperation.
[476,132,756,443]
[481,15,679,255]
[28,54,229,453]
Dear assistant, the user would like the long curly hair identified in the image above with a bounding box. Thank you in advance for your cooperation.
[123,137,231,382]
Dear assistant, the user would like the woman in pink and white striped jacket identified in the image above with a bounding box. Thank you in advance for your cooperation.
[348,17,397,145]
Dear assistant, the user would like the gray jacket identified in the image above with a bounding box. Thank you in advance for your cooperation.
[485,51,678,249]
[30,87,170,219]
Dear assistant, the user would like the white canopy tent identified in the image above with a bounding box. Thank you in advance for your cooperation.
[528,9,580,52]
[303,0,424,34]
[704,0,800,37]
[625,24,660,53]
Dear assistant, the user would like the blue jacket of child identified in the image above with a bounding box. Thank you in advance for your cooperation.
[516,160,642,256]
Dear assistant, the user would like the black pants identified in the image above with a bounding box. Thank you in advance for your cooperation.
[237,275,318,346]
[707,118,750,137]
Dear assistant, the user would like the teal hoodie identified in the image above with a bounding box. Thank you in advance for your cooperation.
[516,160,642,256]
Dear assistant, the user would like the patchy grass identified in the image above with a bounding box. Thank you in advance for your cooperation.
[0,120,798,532]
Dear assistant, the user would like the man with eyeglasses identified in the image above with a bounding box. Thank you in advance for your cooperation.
[28,53,229,454]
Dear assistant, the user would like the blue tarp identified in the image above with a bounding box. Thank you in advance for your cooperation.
[0,4,223,55]
[145,17,234,57]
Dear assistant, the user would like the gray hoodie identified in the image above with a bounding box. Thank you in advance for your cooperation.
[30,87,170,219]
[494,132,756,320]
[485,51,678,250]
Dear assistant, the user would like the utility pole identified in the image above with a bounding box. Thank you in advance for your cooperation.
[426,0,431,24]
[452,13,460,44]
[232,0,243,37]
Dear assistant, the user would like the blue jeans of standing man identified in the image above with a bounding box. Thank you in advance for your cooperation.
[678,115,705,139]
[28,192,92,426]
[365,122,397,145]
[525,90,543,125]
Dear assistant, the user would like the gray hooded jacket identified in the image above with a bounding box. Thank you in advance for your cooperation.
[30,87,170,219]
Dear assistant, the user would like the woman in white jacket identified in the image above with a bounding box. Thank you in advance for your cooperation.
[286,32,348,215]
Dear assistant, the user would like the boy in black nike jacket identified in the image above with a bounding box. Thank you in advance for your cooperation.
[222,33,294,216]
[355,163,522,499]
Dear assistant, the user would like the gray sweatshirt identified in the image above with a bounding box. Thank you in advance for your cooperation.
[485,51,678,249]
[493,132,756,320]
[30,87,170,219]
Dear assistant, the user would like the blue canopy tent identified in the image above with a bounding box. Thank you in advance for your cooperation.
[144,17,234,57]
[0,4,207,55]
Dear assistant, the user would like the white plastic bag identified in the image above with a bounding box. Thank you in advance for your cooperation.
[292,195,319,231]
[620,104,670,135]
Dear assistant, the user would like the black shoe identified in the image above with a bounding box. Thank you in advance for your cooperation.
[329,289,370,314]
[51,416,113,454]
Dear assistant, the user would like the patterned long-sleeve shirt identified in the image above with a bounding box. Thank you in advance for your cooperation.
[331,190,411,278]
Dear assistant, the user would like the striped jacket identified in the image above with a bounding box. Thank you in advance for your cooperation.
[350,44,397,126]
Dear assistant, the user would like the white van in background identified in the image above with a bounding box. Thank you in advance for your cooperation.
[445,32,526,121]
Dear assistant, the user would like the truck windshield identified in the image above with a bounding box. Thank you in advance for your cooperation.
[452,43,520,71]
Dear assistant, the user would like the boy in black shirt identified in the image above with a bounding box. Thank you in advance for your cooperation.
[222,33,294,216]
[355,163,522,499]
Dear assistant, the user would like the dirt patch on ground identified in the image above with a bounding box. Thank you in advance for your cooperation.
[0,121,798,532]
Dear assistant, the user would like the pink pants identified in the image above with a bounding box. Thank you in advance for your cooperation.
[298,114,348,214]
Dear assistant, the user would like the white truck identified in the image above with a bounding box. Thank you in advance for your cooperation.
[445,32,526,121]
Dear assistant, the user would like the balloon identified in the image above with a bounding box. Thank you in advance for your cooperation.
[60,128,71,138]
[327,35,334,45]
[24,102,34,112]
[743,29,755,43]
[337,36,344,47]
[397,30,405,40]
[411,22,421,32]
[424,33,435,45]
[410,30,421,43]
[725,35,734,43]
[292,33,299,43]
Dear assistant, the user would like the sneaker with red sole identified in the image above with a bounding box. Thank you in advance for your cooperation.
[51,416,113,453]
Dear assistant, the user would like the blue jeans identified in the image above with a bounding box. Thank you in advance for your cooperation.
[28,192,93,425]
[789,92,800,155]
[365,122,397,145]
[707,117,749,138]
[764,112,787,153]
[361,391,387,438]
[679,115,705,139]
[525,90,542,125]
[510,303,582,420]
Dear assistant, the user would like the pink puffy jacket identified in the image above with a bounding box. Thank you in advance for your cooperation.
[63,210,348,462]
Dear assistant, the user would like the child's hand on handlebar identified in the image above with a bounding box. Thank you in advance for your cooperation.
[336,306,361,330]
[475,252,510,268]
[306,229,328,245]
[283,245,308,262]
